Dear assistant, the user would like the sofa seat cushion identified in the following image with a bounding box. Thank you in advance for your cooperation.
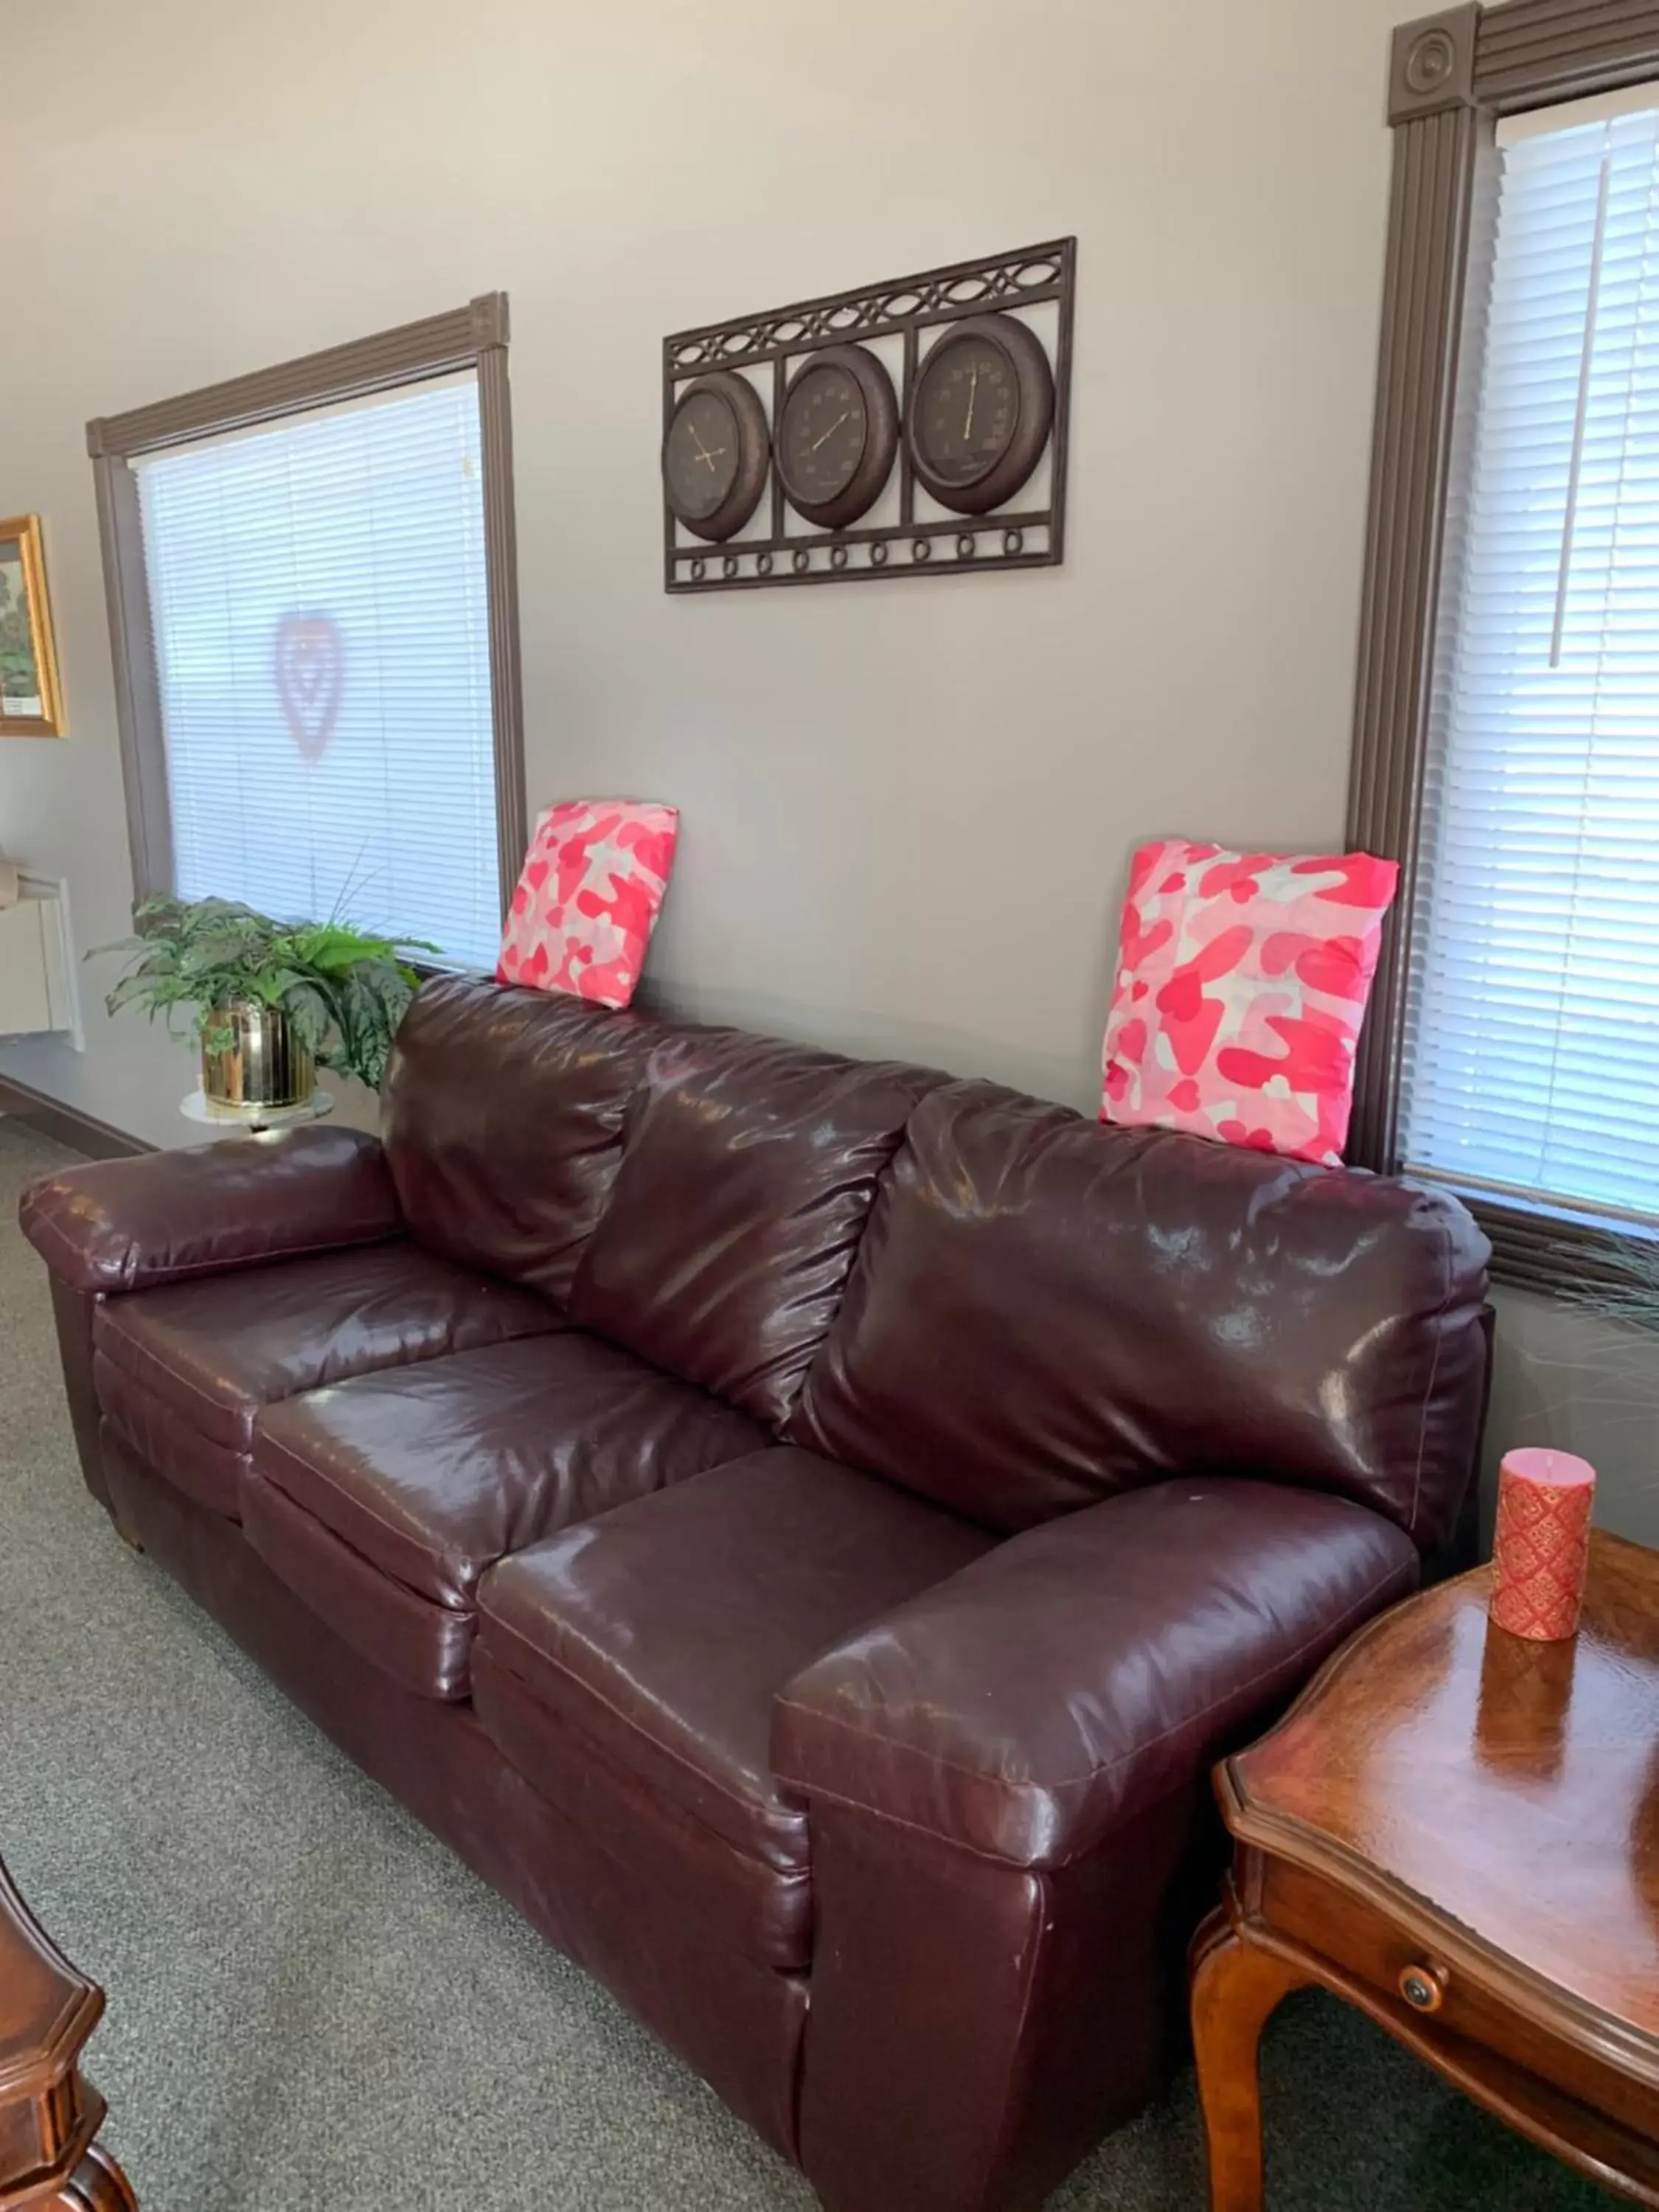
[472,1648,815,1971]
[92,1349,245,1521]
[97,1240,560,1451]
[475,1448,995,1888]
[94,1241,560,1522]
[242,1333,769,1700]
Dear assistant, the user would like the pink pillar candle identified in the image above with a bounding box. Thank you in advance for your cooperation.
[1489,1448,1596,1641]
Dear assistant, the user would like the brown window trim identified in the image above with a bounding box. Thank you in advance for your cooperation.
[1346,0,1659,1295]
[87,291,527,928]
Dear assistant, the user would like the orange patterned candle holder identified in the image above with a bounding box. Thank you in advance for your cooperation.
[1489,1448,1596,1642]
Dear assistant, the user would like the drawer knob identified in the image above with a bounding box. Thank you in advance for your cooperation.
[1398,1962,1448,2013]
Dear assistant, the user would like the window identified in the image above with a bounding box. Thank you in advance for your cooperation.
[1405,91,1659,1231]
[89,296,524,970]
[1345,1,1659,1291]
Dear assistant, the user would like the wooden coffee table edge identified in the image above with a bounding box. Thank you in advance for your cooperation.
[1191,1534,1659,2208]
[1214,1764,1659,2096]
[1191,1879,1659,2211]
[0,1870,105,2106]
[0,1857,136,2211]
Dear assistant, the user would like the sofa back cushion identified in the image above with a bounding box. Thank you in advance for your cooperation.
[382,976,663,1306]
[788,1080,1492,1550]
[568,1030,943,1426]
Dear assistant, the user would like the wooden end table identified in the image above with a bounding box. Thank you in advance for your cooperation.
[1192,1528,1659,2210]
[0,1856,136,2209]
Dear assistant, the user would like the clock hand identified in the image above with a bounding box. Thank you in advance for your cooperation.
[963,363,980,444]
[689,427,719,470]
[810,408,852,453]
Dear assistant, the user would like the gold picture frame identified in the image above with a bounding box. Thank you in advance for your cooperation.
[0,515,66,737]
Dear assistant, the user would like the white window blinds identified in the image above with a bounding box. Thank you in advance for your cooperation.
[1403,92,1659,1227]
[135,372,502,970]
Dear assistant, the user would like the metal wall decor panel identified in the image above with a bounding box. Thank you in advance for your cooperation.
[661,241,1075,594]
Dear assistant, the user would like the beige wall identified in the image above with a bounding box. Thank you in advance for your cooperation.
[1484,1287,1659,1547]
[4,0,1652,1542]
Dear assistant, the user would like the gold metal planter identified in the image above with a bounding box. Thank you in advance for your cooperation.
[201,1001,316,1119]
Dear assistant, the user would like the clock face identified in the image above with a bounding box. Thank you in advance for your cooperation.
[782,364,867,506]
[776,344,900,529]
[914,336,1018,491]
[907,314,1055,517]
[662,372,771,543]
[666,389,740,523]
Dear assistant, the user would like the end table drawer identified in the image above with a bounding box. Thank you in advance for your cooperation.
[1256,1857,1655,2141]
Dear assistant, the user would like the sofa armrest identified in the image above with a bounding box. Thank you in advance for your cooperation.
[18,1124,403,1295]
[772,1478,1419,1870]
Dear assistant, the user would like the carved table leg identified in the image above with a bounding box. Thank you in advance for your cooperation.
[0,1855,139,2212]
[54,2143,139,2211]
[1190,1905,1309,2212]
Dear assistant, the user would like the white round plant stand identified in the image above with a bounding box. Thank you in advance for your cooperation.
[180,1089,334,1135]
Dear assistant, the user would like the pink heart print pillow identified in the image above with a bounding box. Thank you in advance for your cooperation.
[498,800,680,1009]
[1101,840,1399,1166]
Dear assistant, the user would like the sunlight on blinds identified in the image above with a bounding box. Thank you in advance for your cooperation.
[136,373,501,968]
[1403,94,1659,1226]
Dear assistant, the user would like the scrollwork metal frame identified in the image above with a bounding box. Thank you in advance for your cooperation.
[662,238,1075,593]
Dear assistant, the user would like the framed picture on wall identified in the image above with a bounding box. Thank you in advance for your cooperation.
[0,515,66,737]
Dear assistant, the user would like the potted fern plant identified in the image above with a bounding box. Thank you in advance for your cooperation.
[96,896,435,1118]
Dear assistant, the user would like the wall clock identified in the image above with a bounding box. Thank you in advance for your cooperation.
[661,371,771,542]
[907,313,1054,515]
[775,344,899,529]
[662,238,1074,590]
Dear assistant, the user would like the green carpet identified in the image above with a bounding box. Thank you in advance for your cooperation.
[0,1119,1615,2211]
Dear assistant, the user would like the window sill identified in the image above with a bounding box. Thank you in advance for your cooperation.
[1415,1181,1659,1307]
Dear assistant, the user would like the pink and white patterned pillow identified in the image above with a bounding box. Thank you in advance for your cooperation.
[1101,840,1399,1167]
[498,799,679,1009]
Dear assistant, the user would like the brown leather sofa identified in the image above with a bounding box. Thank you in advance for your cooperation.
[21,975,1492,2212]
